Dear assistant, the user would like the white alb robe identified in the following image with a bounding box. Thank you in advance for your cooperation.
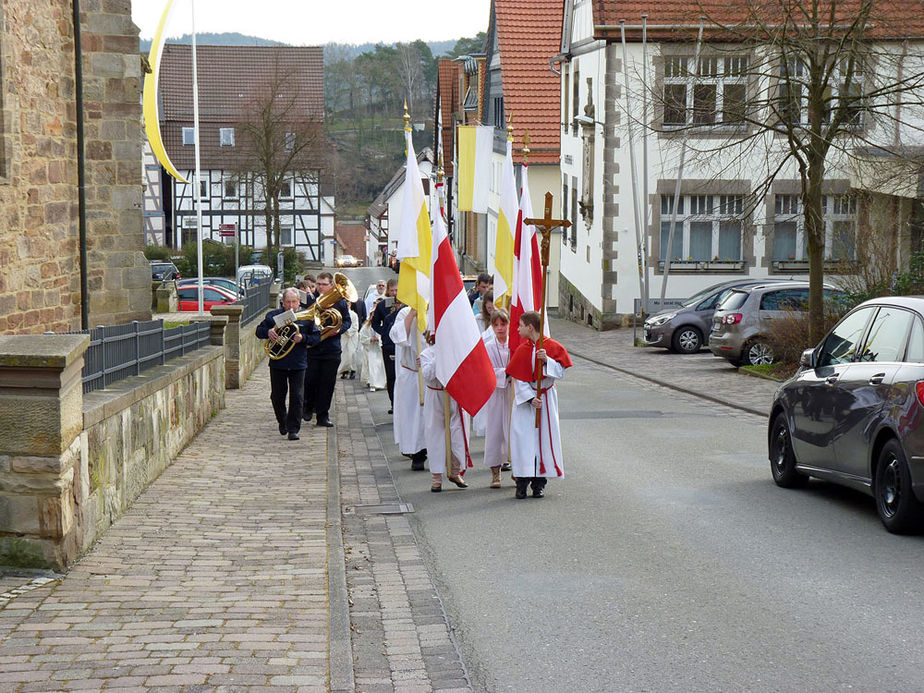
[358,322,386,390]
[389,307,426,454]
[419,345,470,476]
[338,309,360,376]
[509,350,565,479]
[481,333,511,468]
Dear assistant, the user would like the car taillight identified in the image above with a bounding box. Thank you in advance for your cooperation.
[916,381,924,407]
[723,313,743,325]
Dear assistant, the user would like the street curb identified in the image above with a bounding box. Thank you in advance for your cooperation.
[327,424,355,692]
[569,349,768,418]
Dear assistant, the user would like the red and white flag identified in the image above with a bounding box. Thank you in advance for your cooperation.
[508,163,546,354]
[428,209,495,416]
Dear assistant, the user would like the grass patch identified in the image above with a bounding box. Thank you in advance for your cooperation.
[740,362,798,382]
[164,321,190,329]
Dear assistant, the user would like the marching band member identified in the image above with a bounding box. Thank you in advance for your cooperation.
[255,287,321,441]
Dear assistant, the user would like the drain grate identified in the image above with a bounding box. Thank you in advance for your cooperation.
[343,503,415,516]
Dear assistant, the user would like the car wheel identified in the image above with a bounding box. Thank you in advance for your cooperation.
[743,339,774,366]
[874,439,924,534]
[769,413,807,488]
[671,326,702,354]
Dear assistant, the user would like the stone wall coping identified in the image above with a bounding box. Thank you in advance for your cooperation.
[82,345,222,429]
[0,335,90,369]
[210,305,244,322]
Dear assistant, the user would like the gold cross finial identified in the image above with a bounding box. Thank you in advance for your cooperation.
[437,152,444,183]
[506,114,514,143]
[403,100,411,133]
[522,131,531,164]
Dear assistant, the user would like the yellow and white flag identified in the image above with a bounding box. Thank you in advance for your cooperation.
[457,125,492,213]
[142,0,187,183]
[396,130,432,333]
[493,138,518,306]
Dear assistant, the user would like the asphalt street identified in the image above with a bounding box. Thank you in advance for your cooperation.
[365,346,924,692]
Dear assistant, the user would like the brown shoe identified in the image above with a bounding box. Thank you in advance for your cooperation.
[490,467,501,489]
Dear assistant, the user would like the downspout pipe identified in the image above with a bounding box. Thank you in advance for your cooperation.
[72,0,89,329]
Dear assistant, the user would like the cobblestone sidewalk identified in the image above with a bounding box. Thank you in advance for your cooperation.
[0,365,334,691]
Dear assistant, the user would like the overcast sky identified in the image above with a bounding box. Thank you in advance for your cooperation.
[132,0,491,45]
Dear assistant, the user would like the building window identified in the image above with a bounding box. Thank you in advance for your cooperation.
[777,58,864,128]
[199,179,207,198]
[562,177,569,246]
[280,227,293,246]
[572,67,580,133]
[663,55,748,126]
[279,178,292,199]
[285,132,295,151]
[659,194,744,261]
[182,127,195,145]
[219,127,235,147]
[563,65,570,132]
[570,177,578,252]
[773,194,856,261]
[223,178,238,199]
[493,97,504,129]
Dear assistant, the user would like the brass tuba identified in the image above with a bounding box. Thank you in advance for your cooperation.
[265,272,359,360]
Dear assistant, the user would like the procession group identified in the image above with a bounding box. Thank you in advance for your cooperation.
[256,272,573,500]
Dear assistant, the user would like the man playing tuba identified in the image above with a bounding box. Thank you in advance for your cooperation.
[302,271,354,427]
[256,288,321,441]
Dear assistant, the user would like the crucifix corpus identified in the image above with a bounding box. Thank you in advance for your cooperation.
[524,192,571,427]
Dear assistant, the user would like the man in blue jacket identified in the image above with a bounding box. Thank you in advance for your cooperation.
[256,288,320,440]
[302,272,352,427]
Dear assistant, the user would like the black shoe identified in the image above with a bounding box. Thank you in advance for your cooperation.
[387,408,393,415]
[448,475,468,489]
[349,371,356,380]
[531,479,547,498]
[501,462,512,472]
[532,487,544,498]
[316,418,334,428]
[279,423,287,436]
[302,410,313,422]
[515,479,528,500]
[287,432,300,441]
[411,452,426,471]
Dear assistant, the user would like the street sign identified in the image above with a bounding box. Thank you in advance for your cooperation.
[218,223,236,238]
[218,230,235,237]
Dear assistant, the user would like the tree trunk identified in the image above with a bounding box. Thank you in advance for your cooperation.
[803,153,827,344]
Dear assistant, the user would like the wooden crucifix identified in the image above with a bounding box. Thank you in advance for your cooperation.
[524,192,571,427]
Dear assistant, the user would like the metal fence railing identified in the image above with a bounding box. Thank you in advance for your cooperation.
[63,319,212,394]
[238,280,273,326]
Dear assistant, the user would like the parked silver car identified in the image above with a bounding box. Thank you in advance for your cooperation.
[709,281,844,366]
[769,296,924,533]
[644,278,789,354]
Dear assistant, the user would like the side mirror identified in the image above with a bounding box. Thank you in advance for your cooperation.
[799,348,816,370]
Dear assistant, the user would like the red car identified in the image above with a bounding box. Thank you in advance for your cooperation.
[177,284,238,311]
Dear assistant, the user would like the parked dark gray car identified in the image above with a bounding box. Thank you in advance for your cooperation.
[643,278,790,354]
[769,296,924,533]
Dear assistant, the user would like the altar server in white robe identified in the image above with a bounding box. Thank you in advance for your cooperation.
[505,310,572,500]
[389,305,427,470]
[418,337,471,492]
[358,305,387,391]
[482,308,511,488]
[337,307,360,379]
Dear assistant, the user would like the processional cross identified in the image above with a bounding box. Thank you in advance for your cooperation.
[524,193,571,426]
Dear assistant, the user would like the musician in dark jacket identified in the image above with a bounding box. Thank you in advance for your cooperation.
[302,272,352,427]
[370,278,400,410]
[255,288,321,441]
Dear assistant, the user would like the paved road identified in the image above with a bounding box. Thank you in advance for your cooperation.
[369,323,924,692]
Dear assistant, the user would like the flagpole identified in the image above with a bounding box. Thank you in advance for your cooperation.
[191,0,204,313]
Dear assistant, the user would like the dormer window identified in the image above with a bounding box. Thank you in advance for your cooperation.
[182,127,195,145]
[219,127,235,147]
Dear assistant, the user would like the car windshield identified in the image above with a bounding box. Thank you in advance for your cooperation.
[681,284,724,308]
[717,290,749,311]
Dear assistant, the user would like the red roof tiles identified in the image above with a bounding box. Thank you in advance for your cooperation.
[494,0,563,164]
[592,0,924,41]
[437,60,460,177]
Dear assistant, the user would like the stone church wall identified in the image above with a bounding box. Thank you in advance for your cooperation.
[0,0,150,336]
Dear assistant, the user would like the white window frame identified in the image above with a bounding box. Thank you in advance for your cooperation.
[182,127,195,145]
[284,131,295,151]
[280,226,294,246]
[219,127,235,147]
[279,178,293,199]
[772,194,857,261]
[777,57,864,128]
[659,194,744,261]
[663,54,749,127]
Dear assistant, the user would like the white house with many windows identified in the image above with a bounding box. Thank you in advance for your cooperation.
[558,0,924,329]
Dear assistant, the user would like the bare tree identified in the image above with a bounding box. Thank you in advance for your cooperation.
[644,0,924,340]
[236,62,324,260]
